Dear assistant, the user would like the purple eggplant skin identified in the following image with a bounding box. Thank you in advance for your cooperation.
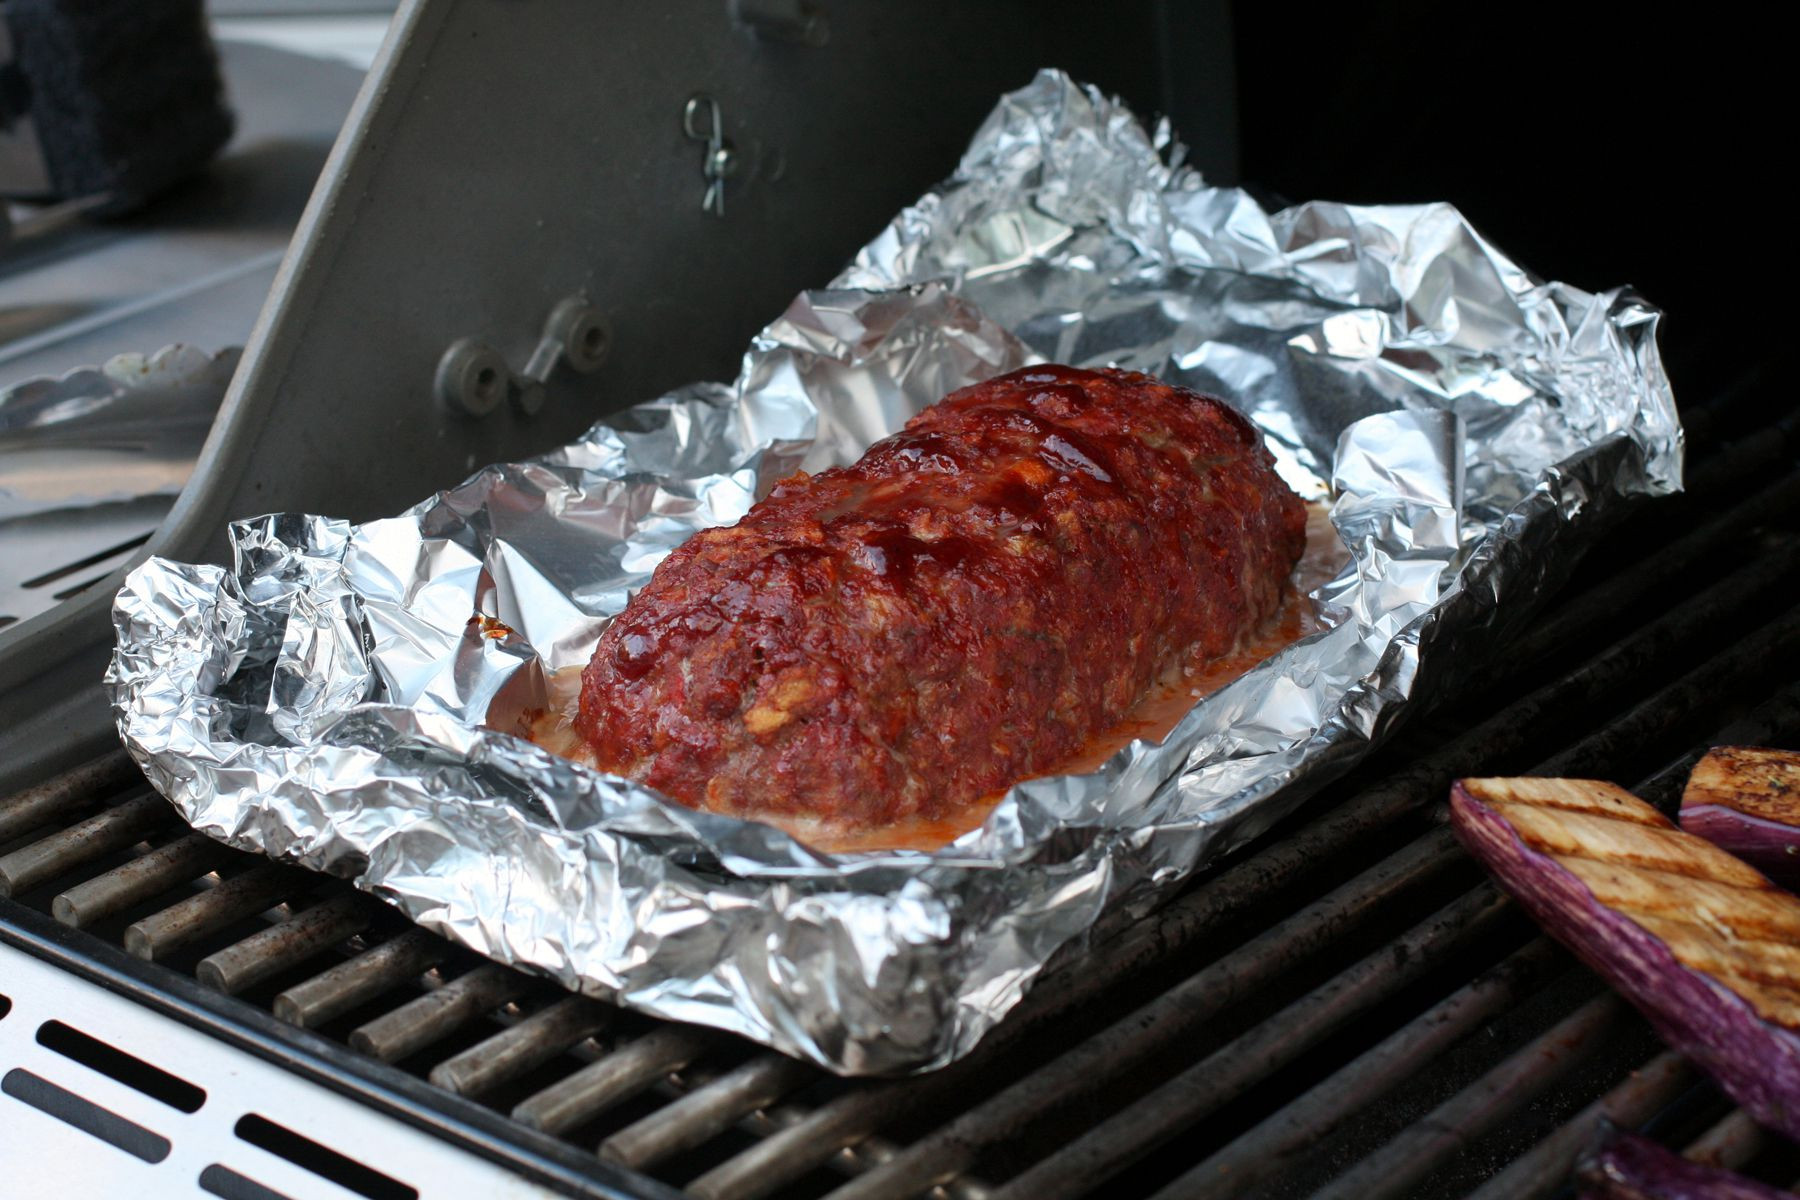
[1449,780,1800,1141]
[1681,804,1800,888]
[1576,1130,1794,1200]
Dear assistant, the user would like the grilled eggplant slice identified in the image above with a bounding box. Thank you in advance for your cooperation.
[1681,747,1800,887]
[1450,776,1800,1139]
[1576,1129,1792,1200]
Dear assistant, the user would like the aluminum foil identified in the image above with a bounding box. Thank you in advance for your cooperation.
[107,71,1678,1074]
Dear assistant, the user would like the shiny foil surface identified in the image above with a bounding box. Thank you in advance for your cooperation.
[108,72,1679,1074]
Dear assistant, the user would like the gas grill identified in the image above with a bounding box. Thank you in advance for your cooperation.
[1,3,1792,1197]
[3,355,1794,1196]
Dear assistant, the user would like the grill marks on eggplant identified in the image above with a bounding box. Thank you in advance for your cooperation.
[1681,747,1800,887]
[1460,778,1800,1030]
[1686,747,1800,823]
[1452,776,1800,1140]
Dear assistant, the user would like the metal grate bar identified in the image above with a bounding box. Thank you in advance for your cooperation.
[273,927,450,1028]
[514,1026,720,1136]
[1674,408,1800,496]
[51,832,237,928]
[0,792,173,897]
[687,1079,900,1200]
[123,862,309,960]
[819,828,1465,1200]
[1454,1050,1694,1200]
[1167,938,1568,1200]
[428,996,613,1098]
[1308,993,1630,1200]
[1674,359,1772,449]
[1503,468,1800,669]
[985,883,1517,1200]
[349,963,530,1064]
[1682,1109,1766,1172]
[0,751,139,844]
[602,1054,818,1171]
[195,893,375,994]
[723,1106,996,1200]
[1532,611,1800,784]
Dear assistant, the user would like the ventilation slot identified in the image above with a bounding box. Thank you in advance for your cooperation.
[2,1068,171,1162]
[234,1113,417,1200]
[199,1163,295,1200]
[0,992,11,1020]
[36,1019,205,1112]
[18,532,154,592]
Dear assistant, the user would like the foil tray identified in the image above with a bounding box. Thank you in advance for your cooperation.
[109,72,1678,1074]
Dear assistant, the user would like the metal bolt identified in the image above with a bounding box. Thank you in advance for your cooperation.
[544,299,611,374]
[436,338,509,417]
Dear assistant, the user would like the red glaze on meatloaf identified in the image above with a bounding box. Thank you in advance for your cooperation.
[577,365,1307,829]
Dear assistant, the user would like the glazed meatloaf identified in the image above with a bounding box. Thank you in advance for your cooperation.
[576,365,1307,830]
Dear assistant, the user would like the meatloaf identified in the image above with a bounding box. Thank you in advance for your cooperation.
[576,365,1307,830]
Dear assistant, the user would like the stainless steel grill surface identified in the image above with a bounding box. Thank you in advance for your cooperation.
[2,343,1796,1196]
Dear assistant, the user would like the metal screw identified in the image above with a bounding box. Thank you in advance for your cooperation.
[435,338,509,417]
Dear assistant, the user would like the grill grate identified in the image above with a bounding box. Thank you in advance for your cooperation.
[2,347,1797,1198]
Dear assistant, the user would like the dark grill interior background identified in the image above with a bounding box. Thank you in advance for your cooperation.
[1232,6,1773,317]
[2,8,1789,1199]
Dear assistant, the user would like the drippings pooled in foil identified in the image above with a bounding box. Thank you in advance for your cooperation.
[108,71,1678,1074]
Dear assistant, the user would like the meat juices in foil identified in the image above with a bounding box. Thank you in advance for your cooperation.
[109,70,1679,1073]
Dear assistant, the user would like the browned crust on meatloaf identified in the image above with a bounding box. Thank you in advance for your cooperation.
[576,365,1307,828]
